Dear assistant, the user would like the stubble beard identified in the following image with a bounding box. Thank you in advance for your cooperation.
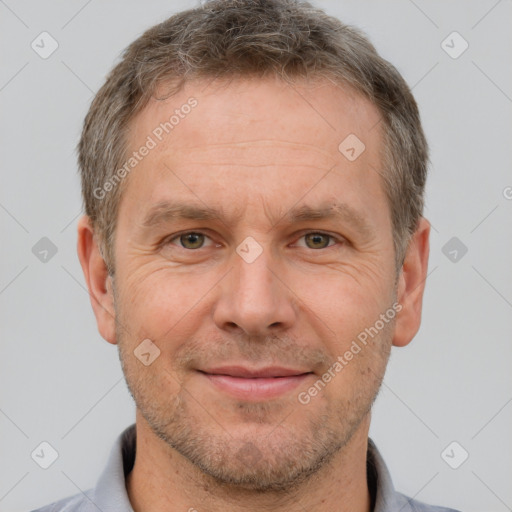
[113,290,393,494]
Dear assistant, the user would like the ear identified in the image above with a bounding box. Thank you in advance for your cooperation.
[392,217,430,347]
[77,215,117,345]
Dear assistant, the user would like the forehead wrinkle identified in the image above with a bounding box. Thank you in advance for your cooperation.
[150,139,338,175]
[178,139,333,154]
[167,144,338,175]
[169,162,334,171]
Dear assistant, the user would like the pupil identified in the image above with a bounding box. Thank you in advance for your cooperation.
[182,233,203,248]
[307,233,327,248]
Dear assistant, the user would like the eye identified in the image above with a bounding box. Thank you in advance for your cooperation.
[164,230,342,252]
[295,232,340,250]
[168,232,213,250]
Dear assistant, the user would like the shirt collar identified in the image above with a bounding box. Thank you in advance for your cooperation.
[92,423,412,512]
[92,424,136,512]
[367,437,414,511]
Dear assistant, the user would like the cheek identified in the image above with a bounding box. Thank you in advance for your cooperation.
[326,318,393,397]
[289,263,395,345]
[118,334,185,420]
[117,268,217,345]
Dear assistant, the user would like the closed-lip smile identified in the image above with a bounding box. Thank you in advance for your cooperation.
[198,366,313,400]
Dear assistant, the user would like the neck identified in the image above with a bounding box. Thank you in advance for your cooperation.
[126,411,372,512]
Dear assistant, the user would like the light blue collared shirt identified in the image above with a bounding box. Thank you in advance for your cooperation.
[31,423,461,512]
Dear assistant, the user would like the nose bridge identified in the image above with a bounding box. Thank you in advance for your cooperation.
[213,239,296,335]
[237,247,275,305]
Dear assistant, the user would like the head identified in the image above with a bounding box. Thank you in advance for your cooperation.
[78,0,430,493]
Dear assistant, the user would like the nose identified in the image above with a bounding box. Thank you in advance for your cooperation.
[212,245,297,337]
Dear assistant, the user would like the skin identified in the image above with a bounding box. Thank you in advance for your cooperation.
[78,76,430,512]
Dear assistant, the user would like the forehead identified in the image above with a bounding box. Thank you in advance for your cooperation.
[119,76,388,226]
[129,76,382,161]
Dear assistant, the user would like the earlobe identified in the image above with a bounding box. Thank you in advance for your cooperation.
[392,217,430,347]
[77,215,117,345]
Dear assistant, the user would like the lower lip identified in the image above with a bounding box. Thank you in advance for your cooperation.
[201,372,312,400]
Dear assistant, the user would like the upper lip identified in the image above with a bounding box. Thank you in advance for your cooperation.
[200,366,312,378]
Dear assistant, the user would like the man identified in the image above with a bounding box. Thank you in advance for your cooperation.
[32,0,460,510]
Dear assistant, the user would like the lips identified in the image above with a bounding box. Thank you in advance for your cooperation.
[198,366,313,400]
[201,366,310,378]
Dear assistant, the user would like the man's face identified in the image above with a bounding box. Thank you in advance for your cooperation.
[112,77,398,490]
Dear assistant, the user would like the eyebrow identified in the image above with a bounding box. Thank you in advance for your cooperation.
[142,201,225,227]
[141,200,373,236]
[284,203,373,237]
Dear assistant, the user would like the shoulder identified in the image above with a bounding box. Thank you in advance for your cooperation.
[29,488,96,512]
[396,492,462,512]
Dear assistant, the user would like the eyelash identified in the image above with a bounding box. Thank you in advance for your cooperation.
[164,230,344,250]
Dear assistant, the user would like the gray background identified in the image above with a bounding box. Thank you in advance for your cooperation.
[1,1,511,511]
